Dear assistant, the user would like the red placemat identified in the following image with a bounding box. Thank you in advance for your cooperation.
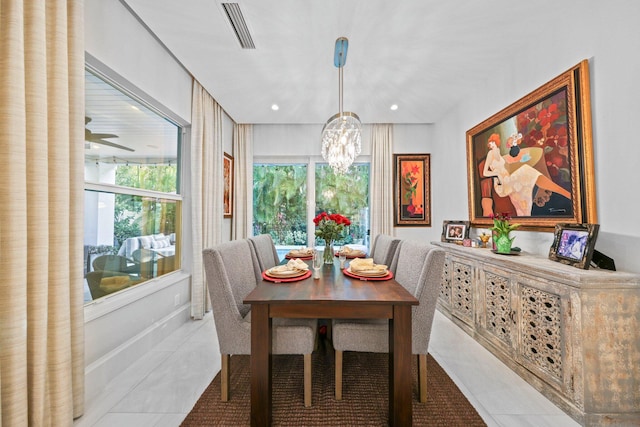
[285,254,313,260]
[342,268,393,281]
[262,269,312,283]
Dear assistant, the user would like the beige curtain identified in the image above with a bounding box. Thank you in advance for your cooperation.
[369,124,395,244]
[190,80,224,319]
[231,124,253,240]
[0,0,85,425]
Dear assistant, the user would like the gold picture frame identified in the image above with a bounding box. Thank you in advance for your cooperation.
[223,152,233,218]
[466,60,597,231]
[394,154,431,226]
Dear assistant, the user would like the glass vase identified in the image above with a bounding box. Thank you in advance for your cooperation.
[494,233,514,254]
[323,239,334,264]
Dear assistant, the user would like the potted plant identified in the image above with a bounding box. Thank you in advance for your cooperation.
[490,212,520,254]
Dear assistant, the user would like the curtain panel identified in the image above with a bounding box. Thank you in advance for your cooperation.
[190,80,223,319]
[0,0,85,425]
[369,124,395,244]
[231,124,253,240]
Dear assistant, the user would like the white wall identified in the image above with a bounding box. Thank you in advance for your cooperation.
[253,3,640,273]
[254,124,372,157]
[392,125,438,242]
[430,1,640,273]
[83,0,234,398]
[85,0,191,122]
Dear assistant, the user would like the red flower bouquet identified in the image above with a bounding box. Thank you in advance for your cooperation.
[313,212,350,264]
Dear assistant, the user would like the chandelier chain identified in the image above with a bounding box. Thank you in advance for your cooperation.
[321,37,362,174]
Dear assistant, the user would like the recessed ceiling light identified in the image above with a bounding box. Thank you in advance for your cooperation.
[271,104,279,111]
[390,104,398,111]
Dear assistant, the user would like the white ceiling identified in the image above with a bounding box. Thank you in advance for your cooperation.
[85,69,180,162]
[120,0,575,125]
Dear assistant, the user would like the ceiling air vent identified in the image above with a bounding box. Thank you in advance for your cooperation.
[221,3,255,49]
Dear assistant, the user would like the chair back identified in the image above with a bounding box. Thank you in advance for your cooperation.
[248,234,281,271]
[132,248,157,263]
[202,239,261,355]
[92,254,129,272]
[371,234,400,268]
[85,270,133,299]
[394,241,445,354]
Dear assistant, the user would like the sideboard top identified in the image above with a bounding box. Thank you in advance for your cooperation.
[432,241,640,289]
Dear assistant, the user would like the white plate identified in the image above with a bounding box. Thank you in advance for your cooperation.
[266,267,307,278]
[346,267,388,277]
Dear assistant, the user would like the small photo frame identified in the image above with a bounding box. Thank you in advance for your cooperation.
[548,223,599,269]
[441,220,470,243]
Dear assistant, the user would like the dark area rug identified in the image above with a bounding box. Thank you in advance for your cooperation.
[182,338,486,426]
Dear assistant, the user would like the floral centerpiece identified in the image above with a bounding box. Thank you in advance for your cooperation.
[313,212,350,264]
[490,212,520,253]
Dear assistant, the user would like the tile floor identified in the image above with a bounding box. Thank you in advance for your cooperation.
[74,310,580,427]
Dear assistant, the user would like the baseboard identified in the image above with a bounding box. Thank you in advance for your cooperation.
[84,303,191,401]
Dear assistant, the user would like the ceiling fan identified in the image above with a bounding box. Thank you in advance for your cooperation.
[85,116,135,152]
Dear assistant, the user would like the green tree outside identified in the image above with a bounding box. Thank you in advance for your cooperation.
[315,164,369,245]
[253,164,308,245]
[253,163,370,247]
[113,165,178,248]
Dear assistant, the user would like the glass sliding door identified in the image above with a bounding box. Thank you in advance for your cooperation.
[315,163,370,247]
[253,161,370,254]
[253,164,308,245]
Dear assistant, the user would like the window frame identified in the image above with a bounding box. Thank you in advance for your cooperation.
[83,58,188,308]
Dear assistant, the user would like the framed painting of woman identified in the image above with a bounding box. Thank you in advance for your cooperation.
[466,60,597,231]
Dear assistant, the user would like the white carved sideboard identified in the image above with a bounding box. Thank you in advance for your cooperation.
[432,242,640,426]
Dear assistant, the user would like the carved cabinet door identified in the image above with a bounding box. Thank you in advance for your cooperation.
[515,279,572,396]
[477,266,517,353]
[449,257,475,327]
[437,254,453,310]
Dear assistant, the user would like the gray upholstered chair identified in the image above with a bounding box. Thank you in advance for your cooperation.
[370,234,401,272]
[248,234,281,271]
[332,241,445,402]
[203,239,317,407]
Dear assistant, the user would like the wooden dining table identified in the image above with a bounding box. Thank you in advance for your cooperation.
[243,260,419,426]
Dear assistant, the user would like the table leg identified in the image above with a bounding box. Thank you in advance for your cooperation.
[389,305,412,426]
[251,304,272,426]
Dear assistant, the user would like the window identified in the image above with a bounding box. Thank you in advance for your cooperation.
[315,164,369,246]
[253,161,370,253]
[253,164,308,245]
[84,68,182,303]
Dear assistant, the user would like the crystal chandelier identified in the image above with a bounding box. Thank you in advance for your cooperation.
[321,37,362,174]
